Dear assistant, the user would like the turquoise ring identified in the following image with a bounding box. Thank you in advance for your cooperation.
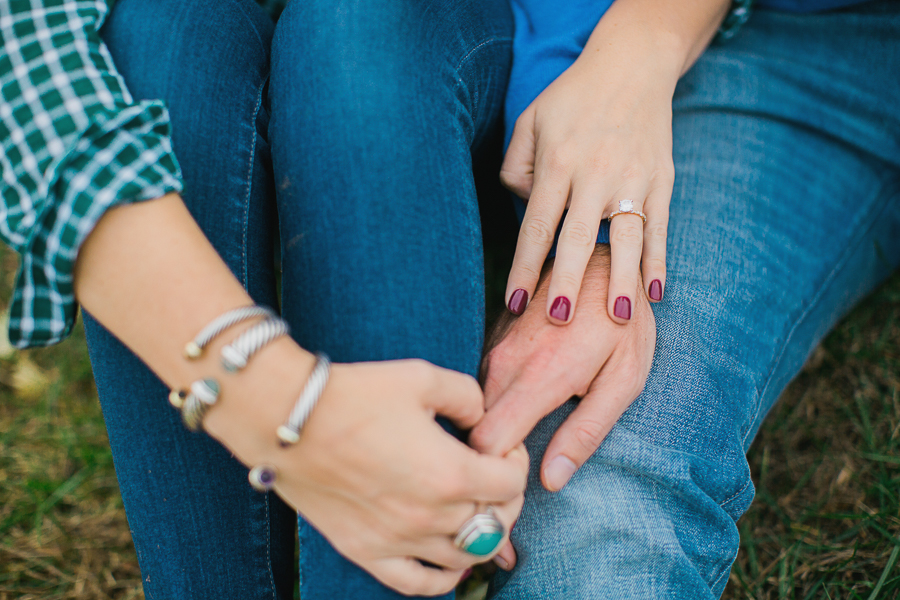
[454,507,504,557]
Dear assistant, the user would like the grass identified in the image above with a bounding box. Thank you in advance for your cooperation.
[1,237,899,599]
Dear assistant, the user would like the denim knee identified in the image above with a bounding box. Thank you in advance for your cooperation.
[269,0,512,151]
[491,280,757,599]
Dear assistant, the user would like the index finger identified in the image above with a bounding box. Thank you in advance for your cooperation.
[504,160,571,316]
[469,367,576,458]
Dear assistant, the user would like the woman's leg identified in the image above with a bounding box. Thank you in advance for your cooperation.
[268,0,513,597]
[83,2,295,598]
[491,3,900,598]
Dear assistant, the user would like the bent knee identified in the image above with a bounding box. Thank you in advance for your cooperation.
[102,0,273,102]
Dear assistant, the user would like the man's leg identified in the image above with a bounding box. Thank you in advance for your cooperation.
[268,0,513,597]
[83,2,295,597]
[491,3,900,598]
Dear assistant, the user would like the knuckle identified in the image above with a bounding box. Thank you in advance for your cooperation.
[522,216,557,248]
[610,223,644,246]
[620,163,644,182]
[552,269,582,292]
[584,153,612,177]
[404,505,434,533]
[407,358,436,387]
[513,260,542,283]
[572,418,608,453]
[644,221,668,240]
[655,161,676,186]
[560,220,597,247]
[433,467,466,499]
[644,256,666,274]
[499,169,531,196]
[543,146,573,176]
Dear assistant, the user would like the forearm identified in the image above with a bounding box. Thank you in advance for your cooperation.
[580,0,731,86]
[73,193,314,463]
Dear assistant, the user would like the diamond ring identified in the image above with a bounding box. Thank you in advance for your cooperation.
[607,199,647,224]
[454,507,505,557]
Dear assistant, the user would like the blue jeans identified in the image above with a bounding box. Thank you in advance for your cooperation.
[86,0,512,598]
[490,2,900,598]
[83,1,899,599]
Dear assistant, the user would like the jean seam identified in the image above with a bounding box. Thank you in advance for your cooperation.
[452,36,511,137]
[241,79,267,287]
[710,542,739,593]
[265,494,276,600]
[740,174,898,450]
[719,476,752,510]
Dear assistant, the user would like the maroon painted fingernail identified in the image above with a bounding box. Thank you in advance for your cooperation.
[461,568,473,581]
[649,279,663,302]
[614,296,631,320]
[508,288,528,315]
[549,296,571,321]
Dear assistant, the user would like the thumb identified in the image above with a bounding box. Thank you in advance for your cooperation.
[415,361,485,430]
[500,104,537,200]
[539,378,636,492]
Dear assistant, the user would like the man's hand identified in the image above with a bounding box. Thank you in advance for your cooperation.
[472,245,655,485]
[470,245,655,569]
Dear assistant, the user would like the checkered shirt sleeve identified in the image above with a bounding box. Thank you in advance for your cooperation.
[1,0,184,348]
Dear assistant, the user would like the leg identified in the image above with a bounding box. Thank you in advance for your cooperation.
[268,0,513,596]
[491,3,900,598]
[83,2,294,598]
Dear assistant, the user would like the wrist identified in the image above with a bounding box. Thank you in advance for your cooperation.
[201,337,317,467]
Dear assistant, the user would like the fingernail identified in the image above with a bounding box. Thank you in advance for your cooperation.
[649,279,663,302]
[549,296,570,321]
[461,568,473,581]
[494,555,510,570]
[544,455,577,491]
[614,296,631,320]
[507,288,528,315]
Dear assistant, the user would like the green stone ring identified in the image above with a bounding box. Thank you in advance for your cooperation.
[454,507,504,557]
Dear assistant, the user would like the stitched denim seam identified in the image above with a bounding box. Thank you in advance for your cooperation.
[741,175,898,449]
[265,494,276,600]
[710,540,740,592]
[719,476,753,509]
[453,37,512,76]
[241,80,266,287]
[452,37,511,137]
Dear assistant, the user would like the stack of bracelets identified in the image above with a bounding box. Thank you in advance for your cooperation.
[168,305,331,492]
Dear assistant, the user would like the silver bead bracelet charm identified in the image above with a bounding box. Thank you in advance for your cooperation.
[248,464,278,492]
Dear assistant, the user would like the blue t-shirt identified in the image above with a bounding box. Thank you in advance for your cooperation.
[505,0,871,144]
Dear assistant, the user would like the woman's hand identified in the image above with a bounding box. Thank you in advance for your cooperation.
[501,0,731,325]
[502,48,676,325]
[209,357,529,598]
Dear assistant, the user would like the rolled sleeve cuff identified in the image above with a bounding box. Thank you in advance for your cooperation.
[7,100,183,348]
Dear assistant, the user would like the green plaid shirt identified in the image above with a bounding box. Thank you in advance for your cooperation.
[1,0,185,348]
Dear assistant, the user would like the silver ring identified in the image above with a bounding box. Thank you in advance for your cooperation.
[607,199,647,224]
[454,506,504,557]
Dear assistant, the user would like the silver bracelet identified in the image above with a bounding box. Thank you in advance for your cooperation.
[248,464,278,492]
[184,305,275,359]
[174,377,220,432]
[220,316,290,372]
[277,353,331,446]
